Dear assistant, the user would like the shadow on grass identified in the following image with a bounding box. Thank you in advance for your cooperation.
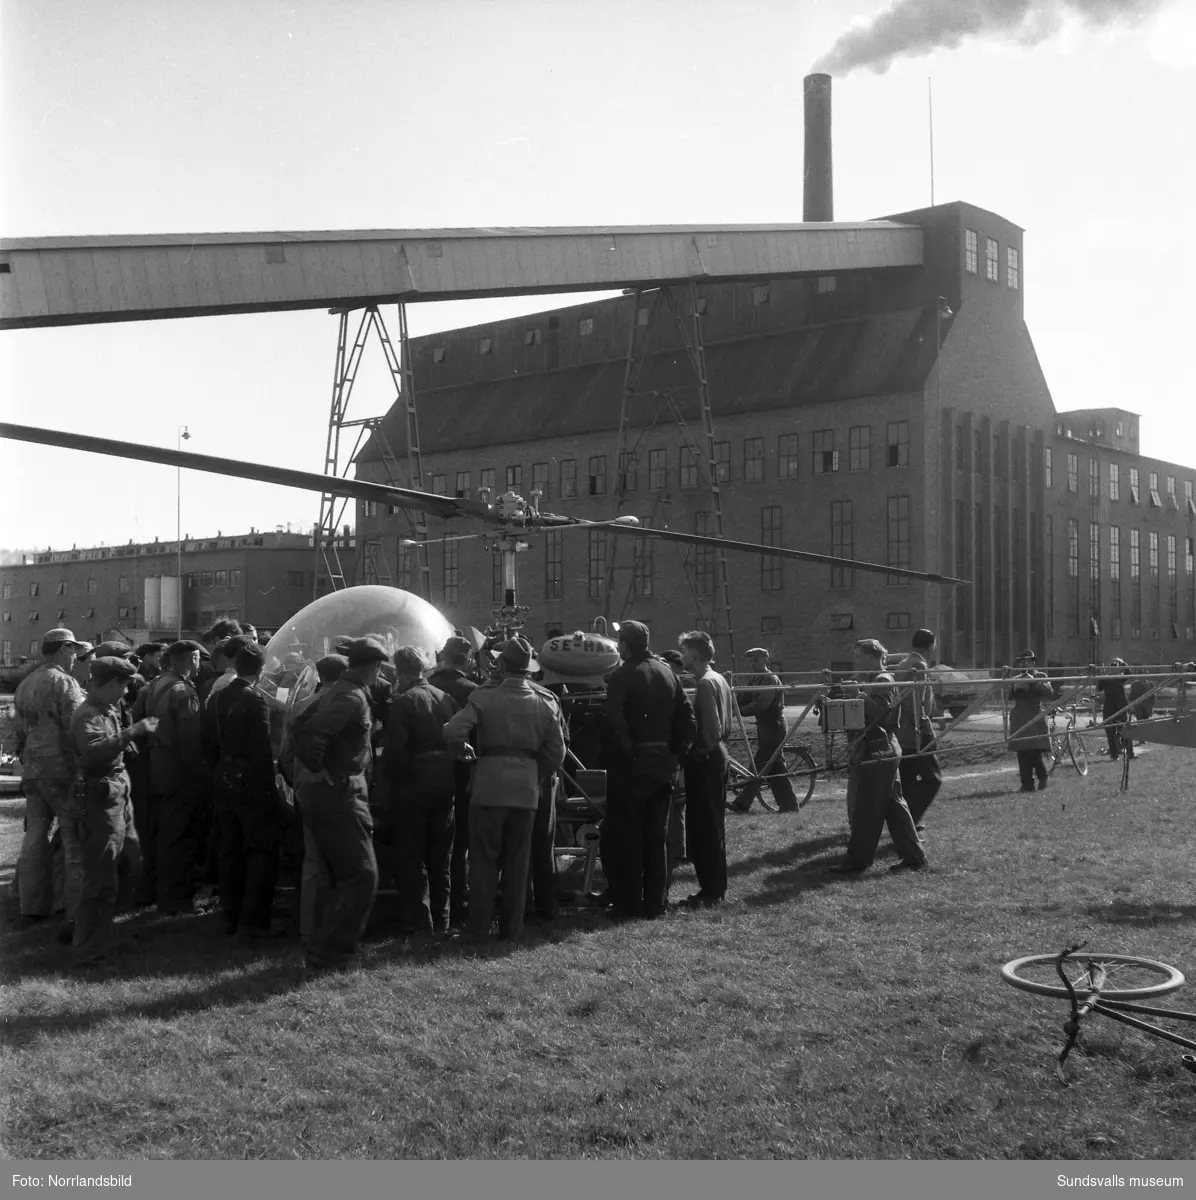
[1086,901,1196,927]
[728,832,847,879]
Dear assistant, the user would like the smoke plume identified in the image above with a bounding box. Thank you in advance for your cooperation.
[812,0,1165,76]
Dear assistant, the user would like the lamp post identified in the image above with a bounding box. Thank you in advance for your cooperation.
[177,425,190,638]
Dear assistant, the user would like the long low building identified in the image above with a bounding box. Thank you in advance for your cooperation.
[353,200,1196,672]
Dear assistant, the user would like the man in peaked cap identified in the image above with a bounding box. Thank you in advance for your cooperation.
[1098,657,1135,761]
[731,647,798,814]
[444,636,565,943]
[1007,649,1053,793]
[890,628,943,830]
[68,657,159,973]
[14,629,87,932]
[292,636,389,975]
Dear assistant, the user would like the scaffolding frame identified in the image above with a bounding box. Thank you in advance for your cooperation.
[604,283,736,667]
[313,303,431,600]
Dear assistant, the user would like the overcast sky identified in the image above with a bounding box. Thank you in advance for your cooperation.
[2,0,1193,551]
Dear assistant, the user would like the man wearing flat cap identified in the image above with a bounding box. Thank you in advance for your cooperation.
[68,657,159,972]
[291,636,389,975]
[731,647,798,814]
[1098,658,1135,761]
[601,620,695,920]
[14,629,87,932]
[444,635,566,942]
[131,639,211,914]
[428,636,478,927]
[889,628,943,829]
[1007,649,1053,792]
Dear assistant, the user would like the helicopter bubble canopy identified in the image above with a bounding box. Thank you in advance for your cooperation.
[260,584,455,712]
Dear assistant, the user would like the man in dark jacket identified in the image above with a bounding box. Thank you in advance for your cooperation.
[132,639,210,915]
[382,646,459,935]
[1098,658,1134,760]
[428,636,478,926]
[731,646,797,813]
[890,628,943,828]
[293,637,388,975]
[601,621,696,920]
[208,643,284,939]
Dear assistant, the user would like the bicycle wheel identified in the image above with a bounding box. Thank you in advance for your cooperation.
[1067,732,1089,776]
[729,746,818,812]
[1001,953,1185,1001]
[1047,735,1064,776]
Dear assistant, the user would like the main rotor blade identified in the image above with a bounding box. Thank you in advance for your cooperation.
[582,519,967,586]
[0,422,497,524]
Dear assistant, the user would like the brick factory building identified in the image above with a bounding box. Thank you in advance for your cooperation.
[0,529,316,664]
[355,200,1195,672]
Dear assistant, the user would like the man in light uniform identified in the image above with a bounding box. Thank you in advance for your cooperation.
[444,636,565,943]
[14,628,87,933]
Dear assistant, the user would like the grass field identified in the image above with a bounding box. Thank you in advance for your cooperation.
[2,741,1195,1161]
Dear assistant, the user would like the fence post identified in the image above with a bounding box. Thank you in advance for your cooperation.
[1000,664,1010,740]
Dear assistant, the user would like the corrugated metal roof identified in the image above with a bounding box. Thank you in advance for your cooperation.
[0,222,922,329]
[358,305,937,462]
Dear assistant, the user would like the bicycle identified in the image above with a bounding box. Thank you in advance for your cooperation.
[1047,705,1089,777]
[1001,943,1196,1083]
[726,740,819,812]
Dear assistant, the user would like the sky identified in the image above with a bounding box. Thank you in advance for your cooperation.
[1,0,1194,552]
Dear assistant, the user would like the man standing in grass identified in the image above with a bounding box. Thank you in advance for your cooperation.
[1007,649,1053,792]
[68,656,159,975]
[678,630,733,908]
[730,646,797,814]
[890,628,942,830]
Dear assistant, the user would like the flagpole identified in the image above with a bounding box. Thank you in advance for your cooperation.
[929,77,935,207]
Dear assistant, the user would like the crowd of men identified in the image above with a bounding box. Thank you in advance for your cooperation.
[12,608,976,979]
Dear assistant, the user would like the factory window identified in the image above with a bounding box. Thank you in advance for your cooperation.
[617,452,637,494]
[443,550,459,606]
[185,573,198,589]
[532,462,549,500]
[1129,467,1140,504]
[477,337,492,356]
[395,543,413,590]
[848,426,871,472]
[812,430,838,474]
[1187,480,1196,515]
[1,612,9,622]
[198,572,211,587]
[58,609,70,621]
[1066,453,1078,494]
[587,530,606,599]
[118,607,129,620]
[230,569,241,586]
[491,551,503,604]
[751,285,770,306]
[887,496,910,585]
[1168,534,1178,631]
[588,456,607,496]
[1,584,8,600]
[1148,471,1161,508]
[760,506,782,592]
[715,441,730,482]
[29,639,38,656]
[1110,526,1121,637]
[679,446,699,489]
[1187,538,1196,640]
[578,317,594,337]
[524,328,542,347]
[886,421,909,468]
[778,433,799,478]
[761,615,782,634]
[505,465,522,491]
[1089,456,1100,499]
[1109,462,1120,501]
[55,581,66,596]
[1166,475,1177,508]
[886,613,911,631]
[29,583,39,597]
[1007,247,1020,290]
[648,448,667,490]
[29,611,39,622]
[636,307,651,328]
[119,575,131,593]
[633,533,653,596]
[1067,520,1079,579]
[743,437,765,482]
[693,513,715,594]
[286,571,304,588]
[985,237,999,283]
[432,474,447,495]
[455,471,471,498]
[830,502,854,589]
[1044,447,1052,489]
[817,276,836,294]
[1150,531,1161,639]
[215,570,228,586]
[964,229,978,275]
[559,461,576,499]
[695,297,707,315]
[1,640,8,662]
[431,346,446,363]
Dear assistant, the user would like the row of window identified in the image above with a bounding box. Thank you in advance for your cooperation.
[1055,453,1196,512]
[6,606,143,625]
[964,229,1019,289]
[184,569,244,589]
[405,424,913,506]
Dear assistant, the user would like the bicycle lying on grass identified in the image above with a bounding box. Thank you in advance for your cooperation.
[1047,705,1090,778]
[1002,943,1196,1083]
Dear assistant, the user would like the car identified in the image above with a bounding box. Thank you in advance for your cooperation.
[926,663,990,719]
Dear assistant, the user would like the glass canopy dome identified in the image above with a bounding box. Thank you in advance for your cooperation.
[260,584,455,713]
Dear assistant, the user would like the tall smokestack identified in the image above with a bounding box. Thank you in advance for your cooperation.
[803,73,833,222]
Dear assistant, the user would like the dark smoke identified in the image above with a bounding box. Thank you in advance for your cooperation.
[812,0,1165,76]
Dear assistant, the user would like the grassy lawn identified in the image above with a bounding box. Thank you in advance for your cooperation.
[2,742,1195,1160]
